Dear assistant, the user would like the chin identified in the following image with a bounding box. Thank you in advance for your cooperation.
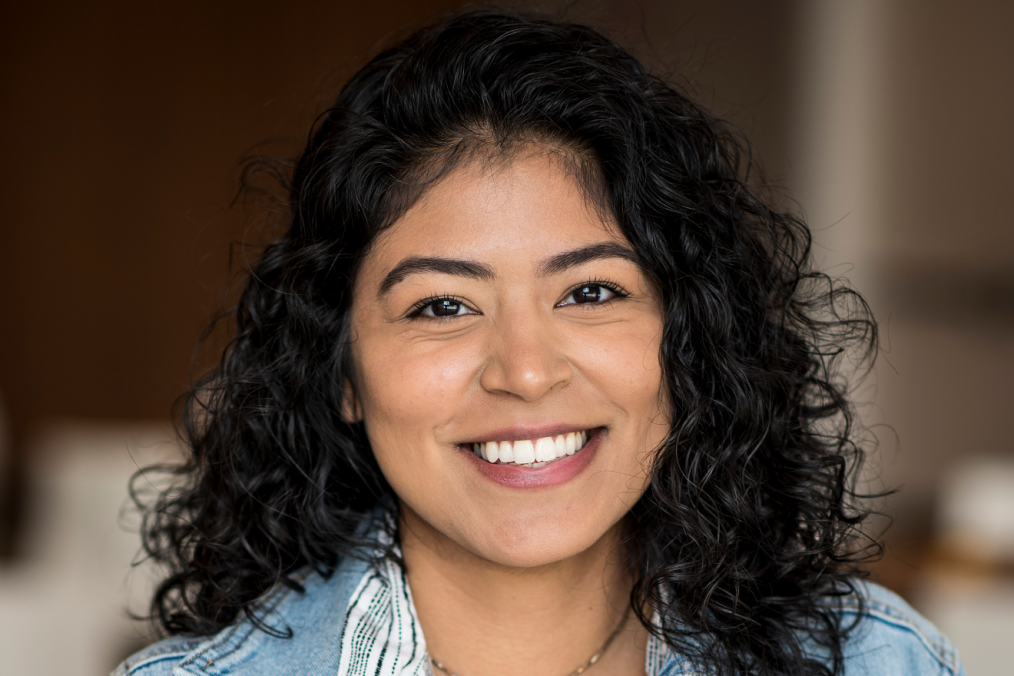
[460,508,621,569]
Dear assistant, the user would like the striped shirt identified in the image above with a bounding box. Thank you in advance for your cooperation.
[338,552,432,676]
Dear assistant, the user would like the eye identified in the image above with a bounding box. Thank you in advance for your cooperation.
[410,296,478,319]
[558,282,623,306]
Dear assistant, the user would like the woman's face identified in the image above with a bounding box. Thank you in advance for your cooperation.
[349,150,668,568]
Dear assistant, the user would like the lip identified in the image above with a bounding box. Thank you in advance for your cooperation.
[463,427,604,489]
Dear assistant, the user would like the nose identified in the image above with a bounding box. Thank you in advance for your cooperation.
[479,310,572,401]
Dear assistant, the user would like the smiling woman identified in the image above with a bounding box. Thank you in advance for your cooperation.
[118,9,963,676]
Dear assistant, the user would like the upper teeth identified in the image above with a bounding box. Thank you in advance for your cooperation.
[472,431,588,466]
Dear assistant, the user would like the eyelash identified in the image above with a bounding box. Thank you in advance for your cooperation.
[405,280,629,320]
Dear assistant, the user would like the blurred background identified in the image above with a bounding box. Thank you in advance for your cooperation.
[1,1,1011,674]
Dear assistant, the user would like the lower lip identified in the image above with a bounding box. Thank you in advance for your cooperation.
[463,429,603,489]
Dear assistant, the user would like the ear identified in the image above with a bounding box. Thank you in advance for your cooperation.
[340,378,363,423]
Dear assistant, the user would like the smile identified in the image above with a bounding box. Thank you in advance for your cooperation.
[469,430,590,467]
[463,428,603,489]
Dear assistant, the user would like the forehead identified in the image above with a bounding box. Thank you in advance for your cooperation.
[362,151,623,278]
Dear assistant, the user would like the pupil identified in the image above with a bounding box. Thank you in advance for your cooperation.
[433,299,460,316]
[575,285,601,303]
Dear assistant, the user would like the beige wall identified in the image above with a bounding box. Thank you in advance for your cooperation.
[875,0,1014,511]
[790,0,1014,550]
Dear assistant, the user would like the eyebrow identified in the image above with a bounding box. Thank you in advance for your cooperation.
[537,242,640,276]
[378,257,495,295]
[377,242,640,296]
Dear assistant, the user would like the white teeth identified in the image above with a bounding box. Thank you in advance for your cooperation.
[469,430,592,465]
[535,437,556,462]
[513,439,536,464]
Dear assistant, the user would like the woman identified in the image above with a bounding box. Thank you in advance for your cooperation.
[117,10,963,676]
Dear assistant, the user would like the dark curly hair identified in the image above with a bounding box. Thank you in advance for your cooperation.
[136,9,880,676]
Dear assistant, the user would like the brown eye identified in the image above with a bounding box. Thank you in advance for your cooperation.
[430,299,464,316]
[574,284,603,303]
[560,283,619,306]
[412,296,478,319]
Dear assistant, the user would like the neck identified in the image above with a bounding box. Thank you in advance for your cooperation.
[399,502,647,676]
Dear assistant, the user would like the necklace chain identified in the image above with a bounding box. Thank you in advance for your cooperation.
[429,605,630,676]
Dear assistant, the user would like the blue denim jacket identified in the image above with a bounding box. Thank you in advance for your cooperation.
[115,550,964,676]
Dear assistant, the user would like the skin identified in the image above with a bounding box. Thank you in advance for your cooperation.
[348,149,668,676]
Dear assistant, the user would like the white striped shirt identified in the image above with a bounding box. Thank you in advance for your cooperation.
[338,552,433,676]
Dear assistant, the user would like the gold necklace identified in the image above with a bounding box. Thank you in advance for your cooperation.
[429,605,631,676]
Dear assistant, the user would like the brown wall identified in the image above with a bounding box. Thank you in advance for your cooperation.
[0,1,471,447]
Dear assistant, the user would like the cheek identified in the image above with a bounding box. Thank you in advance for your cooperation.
[566,316,668,474]
[569,320,664,413]
[355,333,481,447]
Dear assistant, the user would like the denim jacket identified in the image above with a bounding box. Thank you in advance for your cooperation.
[115,551,964,676]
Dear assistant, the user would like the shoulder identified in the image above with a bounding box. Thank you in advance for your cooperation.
[111,555,372,676]
[111,635,206,676]
[657,580,965,676]
[834,580,964,676]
